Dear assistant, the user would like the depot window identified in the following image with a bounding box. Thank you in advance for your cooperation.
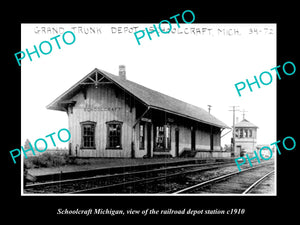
[235,129,239,138]
[154,124,171,150]
[80,121,96,149]
[139,123,145,150]
[106,121,123,149]
[239,128,243,138]
[249,129,252,138]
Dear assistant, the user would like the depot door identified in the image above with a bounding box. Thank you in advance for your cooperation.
[146,124,152,157]
[175,128,179,157]
[191,127,196,151]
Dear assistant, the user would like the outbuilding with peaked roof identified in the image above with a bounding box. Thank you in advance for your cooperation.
[234,118,258,157]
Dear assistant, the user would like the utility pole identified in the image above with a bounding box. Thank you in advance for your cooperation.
[208,105,212,114]
[229,106,239,157]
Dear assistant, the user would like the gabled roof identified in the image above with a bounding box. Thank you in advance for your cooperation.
[47,68,229,129]
[235,119,258,128]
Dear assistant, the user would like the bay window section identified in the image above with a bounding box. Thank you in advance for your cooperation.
[154,124,171,151]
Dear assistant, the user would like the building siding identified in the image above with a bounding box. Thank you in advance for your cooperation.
[65,81,223,159]
[235,126,258,157]
[68,84,135,158]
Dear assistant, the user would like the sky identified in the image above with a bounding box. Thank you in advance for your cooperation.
[21,23,276,149]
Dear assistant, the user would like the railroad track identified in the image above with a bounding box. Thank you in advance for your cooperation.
[24,161,235,194]
[242,170,275,194]
[25,160,274,194]
[172,163,275,194]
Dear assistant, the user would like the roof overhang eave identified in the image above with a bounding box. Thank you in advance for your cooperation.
[149,105,230,129]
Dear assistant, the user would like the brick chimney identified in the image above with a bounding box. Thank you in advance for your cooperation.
[119,65,126,80]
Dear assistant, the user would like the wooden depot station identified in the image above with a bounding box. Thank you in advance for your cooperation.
[47,66,231,159]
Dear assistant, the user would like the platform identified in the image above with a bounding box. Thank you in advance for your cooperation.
[28,157,233,179]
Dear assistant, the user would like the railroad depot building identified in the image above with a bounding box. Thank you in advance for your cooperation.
[47,66,230,158]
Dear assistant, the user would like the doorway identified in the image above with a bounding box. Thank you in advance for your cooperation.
[175,128,179,157]
[191,127,196,151]
[210,127,214,150]
[146,124,151,157]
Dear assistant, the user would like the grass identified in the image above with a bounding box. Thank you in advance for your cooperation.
[24,152,90,169]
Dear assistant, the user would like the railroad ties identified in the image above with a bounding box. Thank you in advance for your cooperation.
[172,162,274,194]
[24,159,274,195]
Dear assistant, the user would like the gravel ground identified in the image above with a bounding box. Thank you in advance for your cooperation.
[28,157,219,176]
